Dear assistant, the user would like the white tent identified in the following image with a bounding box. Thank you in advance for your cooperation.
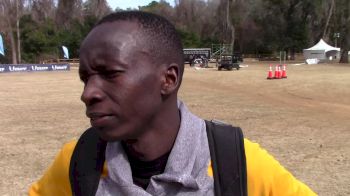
[303,39,340,63]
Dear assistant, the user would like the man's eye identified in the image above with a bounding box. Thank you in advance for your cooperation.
[102,70,123,79]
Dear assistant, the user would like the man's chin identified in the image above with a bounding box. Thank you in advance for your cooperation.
[94,127,124,142]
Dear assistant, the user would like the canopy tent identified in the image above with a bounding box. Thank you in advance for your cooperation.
[303,39,340,63]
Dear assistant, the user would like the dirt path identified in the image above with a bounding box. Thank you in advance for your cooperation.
[179,63,350,196]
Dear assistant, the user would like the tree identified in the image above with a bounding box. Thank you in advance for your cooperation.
[83,0,111,20]
[0,0,25,64]
[303,0,336,44]
[20,15,59,62]
[251,0,311,59]
[139,0,173,16]
[29,0,55,22]
[1,0,347,64]
[217,0,235,47]
[322,0,335,39]
[333,0,350,63]
[174,0,210,36]
[56,0,83,28]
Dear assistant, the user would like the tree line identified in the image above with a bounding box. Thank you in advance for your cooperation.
[0,0,349,64]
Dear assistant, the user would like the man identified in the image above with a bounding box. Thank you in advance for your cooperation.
[29,11,316,196]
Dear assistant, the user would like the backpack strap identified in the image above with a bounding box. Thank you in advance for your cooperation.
[205,120,247,196]
[69,122,247,196]
[69,127,107,196]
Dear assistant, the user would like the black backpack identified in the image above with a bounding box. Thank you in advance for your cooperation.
[69,120,247,196]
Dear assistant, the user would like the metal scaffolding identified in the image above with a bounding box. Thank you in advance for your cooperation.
[211,44,233,59]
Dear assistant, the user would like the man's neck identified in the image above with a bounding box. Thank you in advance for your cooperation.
[123,103,181,161]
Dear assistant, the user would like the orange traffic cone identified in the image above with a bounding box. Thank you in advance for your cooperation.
[281,64,287,79]
[278,65,283,79]
[267,65,273,79]
[274,65,279,79]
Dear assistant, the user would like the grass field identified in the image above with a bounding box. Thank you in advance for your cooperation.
[0,61,349,195]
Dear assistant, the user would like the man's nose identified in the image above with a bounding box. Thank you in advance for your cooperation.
[81,75,104,106]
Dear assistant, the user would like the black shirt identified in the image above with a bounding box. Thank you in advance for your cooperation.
[122,142,171,189]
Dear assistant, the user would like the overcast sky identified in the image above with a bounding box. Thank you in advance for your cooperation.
[106,0,174,10]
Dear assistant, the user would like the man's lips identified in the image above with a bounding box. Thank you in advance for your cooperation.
[87,112,114,127]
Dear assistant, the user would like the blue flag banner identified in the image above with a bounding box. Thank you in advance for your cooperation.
[62,46,69,59]
[0,34,4,56]
[0,64,70,73]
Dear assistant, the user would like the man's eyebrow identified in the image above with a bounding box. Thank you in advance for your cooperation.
[94,61,128,71]
[92,51,129,67]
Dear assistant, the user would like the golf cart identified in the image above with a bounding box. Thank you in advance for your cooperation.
[218,54,241,70]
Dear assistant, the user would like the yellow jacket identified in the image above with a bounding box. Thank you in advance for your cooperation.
[29,139,316,196]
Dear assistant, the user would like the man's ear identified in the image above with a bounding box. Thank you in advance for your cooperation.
[161,63,180,95]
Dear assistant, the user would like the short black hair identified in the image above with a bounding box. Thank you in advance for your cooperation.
[96,11,184,78]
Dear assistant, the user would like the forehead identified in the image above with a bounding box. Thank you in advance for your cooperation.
[80,20,142,52]
[80,20,152,64]
[79,20,157,72]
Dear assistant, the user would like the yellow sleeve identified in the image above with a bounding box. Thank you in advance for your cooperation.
[28,140,77,196]
[245,139,317,196]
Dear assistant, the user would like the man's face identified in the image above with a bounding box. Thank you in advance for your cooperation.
[79,21,163,141]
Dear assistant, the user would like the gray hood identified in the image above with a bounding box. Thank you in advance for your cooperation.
[96,101,214,196]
